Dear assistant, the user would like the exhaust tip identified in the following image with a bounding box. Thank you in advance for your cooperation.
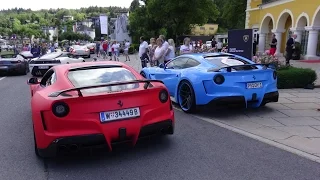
[58,145,68,152]
[69,144,79,152]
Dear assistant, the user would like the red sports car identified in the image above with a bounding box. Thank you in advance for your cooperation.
[28,61,174,158]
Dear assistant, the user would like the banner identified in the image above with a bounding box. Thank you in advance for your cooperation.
[228,29,253,60]
[99,15,108,35]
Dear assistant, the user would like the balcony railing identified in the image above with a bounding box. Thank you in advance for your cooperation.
[262,0,280,4]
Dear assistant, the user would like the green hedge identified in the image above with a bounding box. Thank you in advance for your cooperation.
[129,44,139,54]
[277,67,317,89]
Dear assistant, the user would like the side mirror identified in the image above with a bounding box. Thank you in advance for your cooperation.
[159,63,165,68]
[27,77,39,85]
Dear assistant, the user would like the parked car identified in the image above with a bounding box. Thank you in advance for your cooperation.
[140,52,279,113]
[85,43,96,54]
[70,45,90,58]
[29,51,86,76]
[28,61,174,158]
[0,53,29,75]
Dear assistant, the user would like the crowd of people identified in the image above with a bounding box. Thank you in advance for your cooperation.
[94,39,131,62]
[138,35,228,68]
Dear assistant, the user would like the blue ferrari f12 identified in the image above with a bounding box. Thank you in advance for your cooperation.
[140,53,279,113]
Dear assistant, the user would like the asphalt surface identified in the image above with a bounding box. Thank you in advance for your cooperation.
[1,69,320,180]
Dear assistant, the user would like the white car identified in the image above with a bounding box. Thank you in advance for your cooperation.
[29,52,87,76]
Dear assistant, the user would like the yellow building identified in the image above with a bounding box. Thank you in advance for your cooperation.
[191,24,218,36]
[245,0,320,59]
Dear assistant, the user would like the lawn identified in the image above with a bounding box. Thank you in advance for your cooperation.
[0,51,14,55]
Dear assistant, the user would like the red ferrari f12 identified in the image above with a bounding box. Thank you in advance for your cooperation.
[28,61,174,158]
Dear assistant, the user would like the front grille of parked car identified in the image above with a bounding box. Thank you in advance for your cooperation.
[29,60,61,64]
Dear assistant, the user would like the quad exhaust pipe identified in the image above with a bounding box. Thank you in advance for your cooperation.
[58,144,79,152]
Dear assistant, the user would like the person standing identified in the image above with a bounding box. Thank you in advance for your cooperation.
[124,40,131,61]
[139,36,149,68]
[153,38,165,66]
[112,41,120,61]
[164,39,175,64]
[95,41,100,57]
[285,34,297,66]
[253,38,257,56]
[269,34,277,56]
[211,36,217,51]
[180,37,193,54]
[216,40,223,52]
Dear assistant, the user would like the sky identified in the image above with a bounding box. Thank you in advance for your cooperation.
[0,0,132,10]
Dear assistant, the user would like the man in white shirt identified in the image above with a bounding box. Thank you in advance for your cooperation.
[216,40,223,52]
[124,40,131,61]
[139,36,149,68]
[112,41,120,61]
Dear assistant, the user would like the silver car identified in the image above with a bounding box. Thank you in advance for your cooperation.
[70,45,91,58]
[29,52,86,76]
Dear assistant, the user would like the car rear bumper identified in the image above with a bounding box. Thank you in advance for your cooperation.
[205,91,279,108]
[0,65,25,74]
[36,119,174,157]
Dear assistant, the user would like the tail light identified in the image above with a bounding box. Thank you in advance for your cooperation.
[52,102,70,117]
[213,74,225,85]
[273,71,277,79]
[159,89,169,103]
[17,60,21,63]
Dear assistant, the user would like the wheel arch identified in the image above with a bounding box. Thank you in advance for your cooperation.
[175,78,196,104]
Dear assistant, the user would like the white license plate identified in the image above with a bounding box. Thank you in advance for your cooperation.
[38,66,49,69]
[247,82,262,89]
[100,107,140,122]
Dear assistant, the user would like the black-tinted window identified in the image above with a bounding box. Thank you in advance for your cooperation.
[204,56,256,71]
[68,67,138,94]
[166,57,187,69]
[184,58,200,68]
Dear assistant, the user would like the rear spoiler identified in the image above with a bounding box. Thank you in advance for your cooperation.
[48,79,164,97]
[207,63,275,72]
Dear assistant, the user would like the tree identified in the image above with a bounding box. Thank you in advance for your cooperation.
[128,0,219,42]
[220,0,247,29]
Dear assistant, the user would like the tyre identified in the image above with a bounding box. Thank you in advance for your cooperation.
[33,126,41,157]
[140,71,147,78]
[87,54,90,58]
[177,80,197,113]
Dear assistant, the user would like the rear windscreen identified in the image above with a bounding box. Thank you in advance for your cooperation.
[68,67,138,94]
[204,56,257,70]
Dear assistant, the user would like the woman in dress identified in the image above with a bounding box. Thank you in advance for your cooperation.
[164,39,175,64]
[148,38,157,66]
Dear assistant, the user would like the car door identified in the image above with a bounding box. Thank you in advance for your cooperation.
[155,57,188,96]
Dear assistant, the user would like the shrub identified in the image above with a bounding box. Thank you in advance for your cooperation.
[277,66,317,89]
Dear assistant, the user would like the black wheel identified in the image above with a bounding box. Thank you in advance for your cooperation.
[33,126,41,157]
[177,80,197,113]
[87,54,90,58]
[260,102,267,107]
[140,71,147,78]
[82,60,85,62]
[21,67,27,75]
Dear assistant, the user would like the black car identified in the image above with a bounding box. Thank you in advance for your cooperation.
[0,54,29,75]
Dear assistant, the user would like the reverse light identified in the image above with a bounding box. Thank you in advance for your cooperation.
[273,71,277,79]
[159,89,169,103]
[52,102,70,117]
[213,74,225,85]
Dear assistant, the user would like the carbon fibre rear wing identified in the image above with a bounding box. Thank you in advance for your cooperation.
[48,79,164,97]
[207,63,275,72]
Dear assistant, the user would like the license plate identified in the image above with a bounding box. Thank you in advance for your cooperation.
[247,82,262,89]
[0,66,8,69]
[100,107,140,122]
[38,66,49,69]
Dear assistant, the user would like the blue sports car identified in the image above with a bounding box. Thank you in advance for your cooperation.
[140,53,279,113]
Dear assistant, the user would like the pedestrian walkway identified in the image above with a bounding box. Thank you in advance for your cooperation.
[198,89,320,161]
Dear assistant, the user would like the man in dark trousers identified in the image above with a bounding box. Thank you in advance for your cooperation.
[285,34,297,66]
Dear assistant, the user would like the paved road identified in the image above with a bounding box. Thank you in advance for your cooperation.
[0,60,320,180]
